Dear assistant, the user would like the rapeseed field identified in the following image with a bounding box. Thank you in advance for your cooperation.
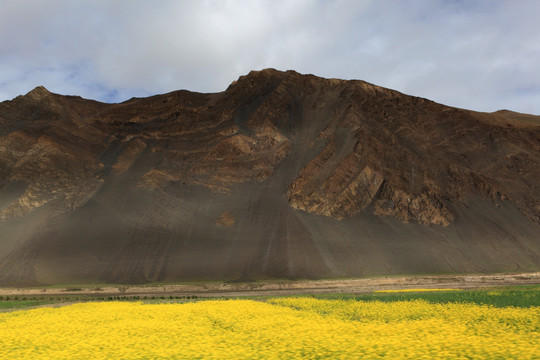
[0,297,538,359]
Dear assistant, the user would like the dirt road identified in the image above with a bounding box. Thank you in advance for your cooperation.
[1,272,538,298]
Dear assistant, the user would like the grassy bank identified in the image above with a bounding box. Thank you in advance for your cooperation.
[314,285,540,308]
[1,285,538,311]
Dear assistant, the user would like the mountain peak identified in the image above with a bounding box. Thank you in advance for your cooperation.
[25,86,52,100]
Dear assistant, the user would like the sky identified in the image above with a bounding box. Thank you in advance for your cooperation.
[1,0,539,114]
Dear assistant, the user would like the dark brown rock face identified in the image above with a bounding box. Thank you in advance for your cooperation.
[0,69,539,286]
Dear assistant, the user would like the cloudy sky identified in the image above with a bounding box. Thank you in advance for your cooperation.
[1,0,539,114]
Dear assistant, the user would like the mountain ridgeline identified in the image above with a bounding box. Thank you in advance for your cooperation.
[0,69,539,286]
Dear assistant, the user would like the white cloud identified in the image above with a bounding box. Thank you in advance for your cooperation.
[0,0,539,114]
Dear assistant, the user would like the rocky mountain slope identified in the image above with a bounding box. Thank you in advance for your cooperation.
[0,69,539,286]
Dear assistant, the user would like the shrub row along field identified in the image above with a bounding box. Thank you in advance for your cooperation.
[0,291,538,359]
[0,294,199,310]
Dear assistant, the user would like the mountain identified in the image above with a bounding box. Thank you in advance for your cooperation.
[0,69,539,286]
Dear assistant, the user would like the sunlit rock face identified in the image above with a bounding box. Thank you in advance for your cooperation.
[0,69,539,286]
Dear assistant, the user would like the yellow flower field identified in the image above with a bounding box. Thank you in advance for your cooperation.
[0,298,538,359]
